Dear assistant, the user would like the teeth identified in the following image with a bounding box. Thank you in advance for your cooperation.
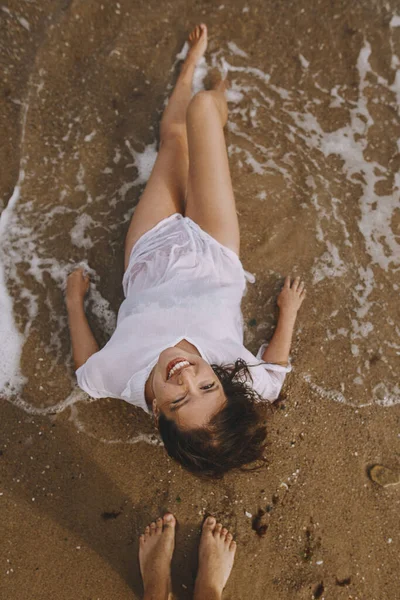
[168,360,190,379]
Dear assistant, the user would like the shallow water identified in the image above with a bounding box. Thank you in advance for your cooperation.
[1,1,399,442]
[2,4,400,600]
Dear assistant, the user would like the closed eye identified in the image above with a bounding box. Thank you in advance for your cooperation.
[200,382,215,390]
[172,382,216,405]
[172,394,187,404]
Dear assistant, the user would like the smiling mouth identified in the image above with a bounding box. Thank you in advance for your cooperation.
[166,358,191,380]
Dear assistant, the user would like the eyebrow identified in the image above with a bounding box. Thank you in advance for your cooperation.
[170,384,221,413]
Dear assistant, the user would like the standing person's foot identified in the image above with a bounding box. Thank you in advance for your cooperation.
[139,513,176,600]
[187,23,208,65]
[194,516,237,599]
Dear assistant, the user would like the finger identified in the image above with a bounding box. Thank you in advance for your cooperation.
[291,276,301,290]
[284,275,291,289]
[77,268,90,283]
[82,276,90,293]
[298,281,305,294]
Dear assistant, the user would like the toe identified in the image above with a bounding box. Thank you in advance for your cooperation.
[144,525,150,538]
[214,523,223,537]
[156,517,163,534]
[163,513,176,529]
[203,516,216,533]
[150,521,156,535]
[230,540,237,553]
[139,534,145,545]
[221,527,228,539]
[226,533,233,544]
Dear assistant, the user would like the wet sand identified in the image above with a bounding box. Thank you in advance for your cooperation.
[1,1,400,599]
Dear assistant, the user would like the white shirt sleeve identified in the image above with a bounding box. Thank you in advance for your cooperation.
[250,343,292,402]
[75,351,124,399]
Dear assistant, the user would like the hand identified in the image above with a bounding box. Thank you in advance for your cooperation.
[66,268,90,307]
[277,276,306,317]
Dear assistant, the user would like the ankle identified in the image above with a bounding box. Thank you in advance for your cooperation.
[180,60,196,79]
[194,578,222,600]
[143,579,169,600]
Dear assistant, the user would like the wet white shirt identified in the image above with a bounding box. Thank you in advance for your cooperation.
[76,215,291,412]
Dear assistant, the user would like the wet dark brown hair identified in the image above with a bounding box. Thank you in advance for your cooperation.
[158,359,267,478]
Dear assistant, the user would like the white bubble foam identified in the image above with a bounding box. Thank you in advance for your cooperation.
[209,36,399,407]
[2,29,399,442]
[0,100,30,396]
[312,241,348,284]
[70,214,95,249]
[228,41,249,58]
[125,140,157,185]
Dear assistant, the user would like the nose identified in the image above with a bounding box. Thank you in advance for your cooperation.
[177,366,195,386]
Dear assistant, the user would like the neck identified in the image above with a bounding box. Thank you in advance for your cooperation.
[175,338,201,356]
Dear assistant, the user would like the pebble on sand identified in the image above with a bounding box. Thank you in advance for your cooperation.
[368,464,400,487]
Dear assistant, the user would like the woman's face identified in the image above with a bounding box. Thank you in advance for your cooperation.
[150,347,226,429]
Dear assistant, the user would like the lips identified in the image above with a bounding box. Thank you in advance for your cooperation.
[166,357,191,380]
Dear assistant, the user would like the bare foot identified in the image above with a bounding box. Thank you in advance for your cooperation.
[187,23,208,65]
[194,516,237,599]
[139,513,176,600]
[210,72,230,94]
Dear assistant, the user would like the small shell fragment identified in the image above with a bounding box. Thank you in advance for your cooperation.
[368,465,400,487]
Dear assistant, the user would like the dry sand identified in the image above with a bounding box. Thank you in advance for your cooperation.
[1,1,400,599]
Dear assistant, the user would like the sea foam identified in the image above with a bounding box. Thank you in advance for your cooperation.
[1,26,399,448]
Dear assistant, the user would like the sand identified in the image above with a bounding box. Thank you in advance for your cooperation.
[1,0,400,598]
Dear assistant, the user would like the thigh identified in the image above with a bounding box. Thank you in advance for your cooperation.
[184,92,240,255]
[124,136,189,271]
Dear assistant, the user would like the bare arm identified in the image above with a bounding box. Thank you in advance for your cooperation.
[261,276,306,366]
[66,268,99,370]
[261,311,297,366]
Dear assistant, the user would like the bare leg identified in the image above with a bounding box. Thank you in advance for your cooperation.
[159,24,207,141]
[139,513,176,600]
[124,24,208,271]
[185,80,241,256]
[194,516,237,600]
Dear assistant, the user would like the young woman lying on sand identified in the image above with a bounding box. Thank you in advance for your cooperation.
[66,24,305,477]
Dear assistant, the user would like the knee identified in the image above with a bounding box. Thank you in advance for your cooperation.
[187,90,226,126]
[187,90,215,116]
